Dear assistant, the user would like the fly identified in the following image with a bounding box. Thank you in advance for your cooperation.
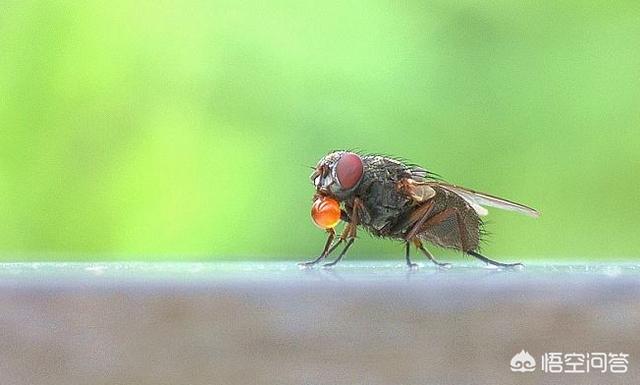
[300,151,540,269]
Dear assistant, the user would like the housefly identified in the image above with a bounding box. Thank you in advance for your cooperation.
[300,151,539,269]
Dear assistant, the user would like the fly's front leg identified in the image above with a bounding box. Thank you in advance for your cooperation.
[322,223,355,268]
[298,227,337,267]
[299,207,352,267]
[323,198,362,268]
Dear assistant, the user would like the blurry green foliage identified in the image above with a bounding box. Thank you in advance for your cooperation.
[0,1,638,261]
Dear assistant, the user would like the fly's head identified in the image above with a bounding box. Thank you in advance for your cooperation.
[310,151,364,201]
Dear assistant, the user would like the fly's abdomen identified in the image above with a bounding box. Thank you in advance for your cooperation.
[418,187,482,252]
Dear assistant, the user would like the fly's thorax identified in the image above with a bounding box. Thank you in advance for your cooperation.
[348,157,416,233]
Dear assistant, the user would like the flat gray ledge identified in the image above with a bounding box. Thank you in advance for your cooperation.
[1,262,639,385]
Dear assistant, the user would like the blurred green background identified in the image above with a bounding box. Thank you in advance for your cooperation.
[0,1,638,261]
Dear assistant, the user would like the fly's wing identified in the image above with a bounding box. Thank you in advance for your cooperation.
[408,166,430,182]
[398,165,436,203]
[435,183,540,218]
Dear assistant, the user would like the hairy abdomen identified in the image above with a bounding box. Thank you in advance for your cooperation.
[418,187,482,252]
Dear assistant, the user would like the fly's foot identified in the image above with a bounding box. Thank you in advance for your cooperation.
[434,262,452,269]
[297,257,324,268]
[468,251,524,270]
[501,262,525,270]
[321,238,354,269]
[483,262,524,271]
[406,262,419,270]
[297,261,317,269]
[322,262,337,269]
[322,256,344,269]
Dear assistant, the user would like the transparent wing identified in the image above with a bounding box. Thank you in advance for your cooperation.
[437,183,540,218]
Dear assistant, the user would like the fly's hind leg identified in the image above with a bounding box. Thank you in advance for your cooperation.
[467,250,523,269]
[413,238,451,269]
[405,203,522,269]
[451,211,523,269]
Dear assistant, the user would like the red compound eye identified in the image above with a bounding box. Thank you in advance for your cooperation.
[335,152,363,190]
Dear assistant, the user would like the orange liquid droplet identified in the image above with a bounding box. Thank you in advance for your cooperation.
[311,196,341,229]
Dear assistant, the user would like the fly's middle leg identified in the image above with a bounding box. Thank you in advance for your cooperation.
[298,227,341,267]
[413,238,452,269]
[404,205,454,268]
[322,221,356,268]
[404,242,418,269]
